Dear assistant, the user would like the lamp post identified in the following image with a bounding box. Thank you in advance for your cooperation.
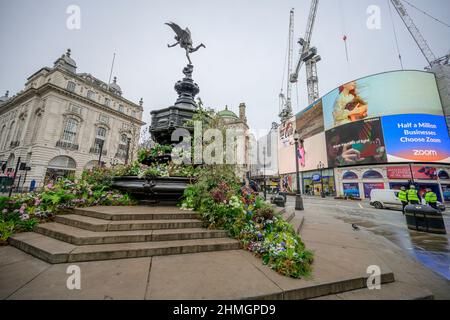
[98,140,104,167]
[125,137,131,165]
[263,146,267,201]
[293,131,304,211]
[109,158,118,167]
[318,161,325,198]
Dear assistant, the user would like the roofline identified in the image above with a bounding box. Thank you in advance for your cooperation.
[0,83,146,126]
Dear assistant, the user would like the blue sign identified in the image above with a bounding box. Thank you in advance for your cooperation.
[312,174,321,182]
[381,114,450,163]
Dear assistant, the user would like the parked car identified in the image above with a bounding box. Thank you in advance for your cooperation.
[369,189,445,212]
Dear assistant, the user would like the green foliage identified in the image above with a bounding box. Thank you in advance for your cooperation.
[0,169,136,243]
[180,166,314,278]
[137,144,173,163]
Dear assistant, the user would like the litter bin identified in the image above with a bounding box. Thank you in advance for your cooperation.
[270,192,286,208]
[404,204,447,234]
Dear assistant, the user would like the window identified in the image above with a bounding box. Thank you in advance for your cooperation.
[5,121,15,149]
[67,81,76,92]
[342,171,358,180]
[93,127,106,153]
[0,125,6,150]
[104,98,110,107]
[87,90,95,100]
[99,114,109,124]
[131,110,136,118]
[62,118,78,143]
[117,134,129,158]
[362,170,383,180]
[69,104,82,115]
[14,118,26,143]
[118,104,124,113]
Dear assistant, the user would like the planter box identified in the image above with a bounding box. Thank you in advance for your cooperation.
[112,176,194,205]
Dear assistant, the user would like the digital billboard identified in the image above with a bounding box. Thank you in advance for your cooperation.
[295,99,324,140]
[280,70,449,171]
[326,117,387,167]
[381,114,450,163]
[321,70,450,167]
[322,71,444,131]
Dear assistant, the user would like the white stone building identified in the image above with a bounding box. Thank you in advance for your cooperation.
[0,49,144,190]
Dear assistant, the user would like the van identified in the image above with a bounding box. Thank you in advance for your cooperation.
[369,189,402,210]
[370,189,446,212]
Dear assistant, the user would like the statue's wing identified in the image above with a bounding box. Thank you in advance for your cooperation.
[165,22,184,38]
[185,27,191,37]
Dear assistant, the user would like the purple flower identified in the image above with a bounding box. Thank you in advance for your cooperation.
[280,241,286,247]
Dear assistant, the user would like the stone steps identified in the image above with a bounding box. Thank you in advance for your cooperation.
[9,232,241,264]
[312,281,434,300]
[73,206,200,221]
[34,223,229,245]
[55,214,203,232]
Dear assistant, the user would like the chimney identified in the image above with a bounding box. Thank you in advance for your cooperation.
[239,102,247,124]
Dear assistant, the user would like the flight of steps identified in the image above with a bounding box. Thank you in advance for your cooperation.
[8,206,241,263]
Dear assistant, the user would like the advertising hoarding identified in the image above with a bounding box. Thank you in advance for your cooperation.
[325,117,387,167]
[322,71,444,131]
[381,114,450,163]
[296,132,328,172]
[295,99,324,140]
[363,183,385,198]
[387,165,438,180]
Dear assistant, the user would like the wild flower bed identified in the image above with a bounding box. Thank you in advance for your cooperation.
[0,169,134,245]
[180,166,313,278]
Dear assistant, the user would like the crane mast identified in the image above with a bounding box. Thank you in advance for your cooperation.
[390,0,437,67]
[290,0,321,105]
[279,9,295,122]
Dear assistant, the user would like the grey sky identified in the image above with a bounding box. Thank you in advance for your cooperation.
[1,0,449,134]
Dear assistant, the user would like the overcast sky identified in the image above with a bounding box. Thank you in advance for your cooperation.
[1,0,449,135]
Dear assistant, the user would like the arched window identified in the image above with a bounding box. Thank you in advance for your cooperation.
[342,171,358,180]
[438,170,450,180]
[93,127,107,154]
[45,156,77,182]
[14,117,26,143]
[48,156,76,169]
[62,118,78,143]
[362,170,383,179]
[5,121,15,149]
[0,125,6,150]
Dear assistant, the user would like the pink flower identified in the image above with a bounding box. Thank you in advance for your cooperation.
[34,199,41,206]
[46,183,53,189]
[19,205,27,214]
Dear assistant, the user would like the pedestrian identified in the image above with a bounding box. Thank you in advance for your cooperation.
[406,185,420,205]
[397,186,408,214]
[424,188,438,210]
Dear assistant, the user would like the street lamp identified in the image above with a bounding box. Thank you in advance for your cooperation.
[125,137,131,165]
[98,140,105,167]
[317,161,325,198]
[263,146,267,201]
[293,131,304,211]
[109,158,119,167]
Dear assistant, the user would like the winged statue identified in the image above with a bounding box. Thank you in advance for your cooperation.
[166,22,206,65]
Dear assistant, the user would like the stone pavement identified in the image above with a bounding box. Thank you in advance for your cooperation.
[1,205,448,300]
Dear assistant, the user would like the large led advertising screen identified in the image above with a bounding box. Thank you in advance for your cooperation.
[321,70,450,166]
[322,71,444,131]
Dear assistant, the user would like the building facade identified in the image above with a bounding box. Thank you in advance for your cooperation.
[277,70,450,202]
[217,103,251,180]
[0,49,144,190]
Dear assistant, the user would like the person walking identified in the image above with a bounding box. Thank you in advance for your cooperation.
[406,185,420,205]
[424,188,438,210]
[397,186,408,214]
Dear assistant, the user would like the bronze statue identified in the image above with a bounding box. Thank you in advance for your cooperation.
[166,22,205,65]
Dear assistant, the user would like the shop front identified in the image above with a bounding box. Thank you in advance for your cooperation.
[302,169,335,196]
[335,164,450,202]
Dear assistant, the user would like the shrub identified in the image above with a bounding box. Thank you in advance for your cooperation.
[180,165,313,278]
